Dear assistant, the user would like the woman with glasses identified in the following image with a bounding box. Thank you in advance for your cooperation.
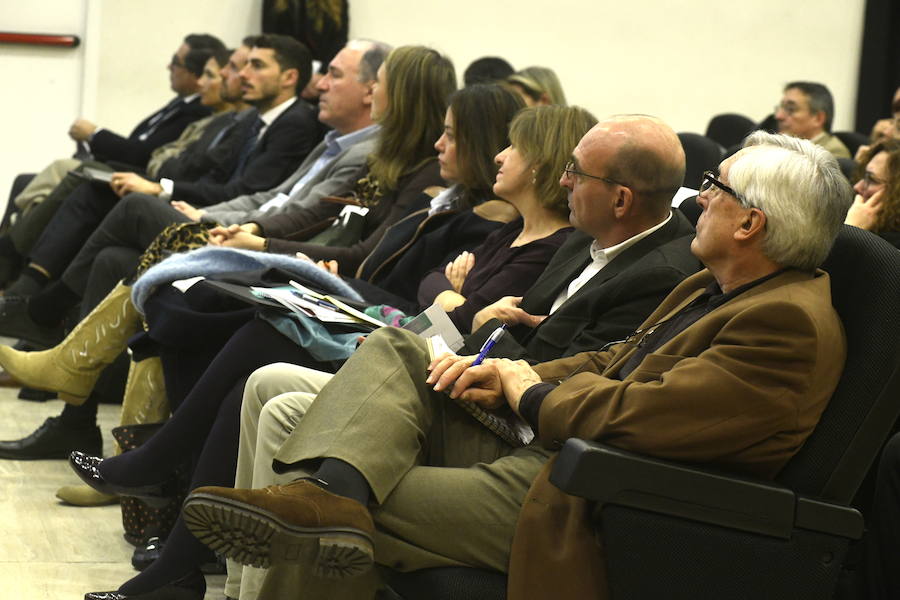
[844,139,900,248]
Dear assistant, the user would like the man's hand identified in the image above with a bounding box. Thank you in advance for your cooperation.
[472,296,546,331]
[110,172,162,198]
[444,251,475,293]
[427,354,542,414]
[845,190,883,231]
[170,201,206,222]
[68,118,97,142]
[207,224,266,250]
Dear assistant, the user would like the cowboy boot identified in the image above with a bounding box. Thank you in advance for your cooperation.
[114,355,169,453]
[0,281,138,405]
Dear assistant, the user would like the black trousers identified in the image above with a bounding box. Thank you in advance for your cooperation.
[29,180,119,278]
[60,192,190,296]
[864,432,900,599]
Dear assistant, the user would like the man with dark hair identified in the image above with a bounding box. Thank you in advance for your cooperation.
[0,40,389,463]
[776,81,851,158]
[68,33,225,167]
[464,56,515,86]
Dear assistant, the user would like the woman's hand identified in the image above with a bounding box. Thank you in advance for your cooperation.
[444,251,475,293]
[207,224,266,250]
[110,172,162,198]
[845,190,884,231]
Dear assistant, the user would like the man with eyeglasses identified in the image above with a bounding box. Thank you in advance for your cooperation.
[775,81,851,159]
[179,131,850,599]
[68,33,224,167]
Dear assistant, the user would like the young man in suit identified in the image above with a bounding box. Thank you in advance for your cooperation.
[0,40,390,462]
[179,130,852,600]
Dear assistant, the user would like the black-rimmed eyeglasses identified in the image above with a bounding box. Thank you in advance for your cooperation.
[699,171,742,202]
[563,160,627,187]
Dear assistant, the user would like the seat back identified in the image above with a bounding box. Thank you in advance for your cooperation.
[776,226,900,503]
[677,133,723,189]
[833,131,869,157]
[704,113,756,149]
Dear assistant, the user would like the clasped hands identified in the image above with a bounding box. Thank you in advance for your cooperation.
[425,352,542,415]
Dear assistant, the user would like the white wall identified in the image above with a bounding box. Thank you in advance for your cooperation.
[2,0,864,209]
[348,0,865,134]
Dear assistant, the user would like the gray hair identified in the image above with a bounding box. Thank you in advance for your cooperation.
[785,81,836,132]
[346,39,392,83]
[731,131,852,270]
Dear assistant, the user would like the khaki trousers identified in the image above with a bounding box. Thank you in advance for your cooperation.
[257,327,550,600]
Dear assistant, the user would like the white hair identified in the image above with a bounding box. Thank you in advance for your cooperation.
[730,131,852,270]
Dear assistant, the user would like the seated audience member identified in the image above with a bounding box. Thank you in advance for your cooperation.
[0,41,389,459]
[463,56,514,86]
[72,33,225,166]
[844,139,900,248]
[775,81,851,158]
[178,131,851,600]
[0,34,320,304]
[506,66,567,106]
[0,34,225,285]
[213,113,704,599]
[855,94,900,160]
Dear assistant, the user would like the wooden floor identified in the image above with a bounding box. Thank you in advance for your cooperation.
[0,387,226,599]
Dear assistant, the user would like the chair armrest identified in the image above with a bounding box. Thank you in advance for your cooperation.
[549,439,862,540]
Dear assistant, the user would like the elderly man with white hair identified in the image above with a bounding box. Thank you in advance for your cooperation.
[182,130,852,600]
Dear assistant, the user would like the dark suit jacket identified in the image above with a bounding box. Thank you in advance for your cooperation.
[508,269,847,599]
[462,211,700,362]
[171,99,321,207]
[90,95,210,167]
[154,111,244,182]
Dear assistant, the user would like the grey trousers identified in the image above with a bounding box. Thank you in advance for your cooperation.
[258,327,551,600]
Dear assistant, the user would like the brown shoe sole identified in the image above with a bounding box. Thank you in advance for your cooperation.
[182,492,374,578]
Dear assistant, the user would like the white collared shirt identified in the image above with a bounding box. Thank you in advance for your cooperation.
[549,211,674,314]
[256,96,297,140]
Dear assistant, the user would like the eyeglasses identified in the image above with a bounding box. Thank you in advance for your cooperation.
[699,171,744,203]
[563,160,627,187]
[861,171,885,188]
[774,102,806,116]
[169,54,186,70]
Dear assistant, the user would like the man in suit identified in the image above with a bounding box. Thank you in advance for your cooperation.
[775,81,851,159]
[0,39,390,462]
[69,33,224,168]
[0,35,319,301]
[181,130,851,600]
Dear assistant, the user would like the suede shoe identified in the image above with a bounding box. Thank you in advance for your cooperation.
[0,295,64,348]
[0,416,101,460]
[56,484,119,507]
[69,451,173,508]
[183,480,375,578]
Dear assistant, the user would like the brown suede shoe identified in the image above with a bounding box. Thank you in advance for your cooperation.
[182,480,375,578]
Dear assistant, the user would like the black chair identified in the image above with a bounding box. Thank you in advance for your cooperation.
[833,131,869,157]
[837,157,857,181]
[705,113,756,149]
[388,226,900,600]
[677,133,723,190]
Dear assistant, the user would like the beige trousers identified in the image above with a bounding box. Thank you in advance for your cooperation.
[253,328,551,600]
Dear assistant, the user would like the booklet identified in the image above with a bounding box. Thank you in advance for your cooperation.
[425,334,535,447]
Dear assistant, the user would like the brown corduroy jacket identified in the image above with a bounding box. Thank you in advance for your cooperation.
[506,268,846,600]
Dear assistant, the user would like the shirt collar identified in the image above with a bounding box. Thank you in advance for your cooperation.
[324,123,380,155]
[588,211,674,265]
[180,93,200,104]
[259,96,297,127]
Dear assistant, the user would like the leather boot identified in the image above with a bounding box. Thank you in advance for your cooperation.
[114,356,169,455]
[0,281,138,405]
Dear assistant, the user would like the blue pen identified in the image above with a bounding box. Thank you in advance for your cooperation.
[472,324,507,366]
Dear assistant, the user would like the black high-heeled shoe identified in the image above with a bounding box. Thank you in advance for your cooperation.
[69,451,174,508]
[83,570,206,600]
